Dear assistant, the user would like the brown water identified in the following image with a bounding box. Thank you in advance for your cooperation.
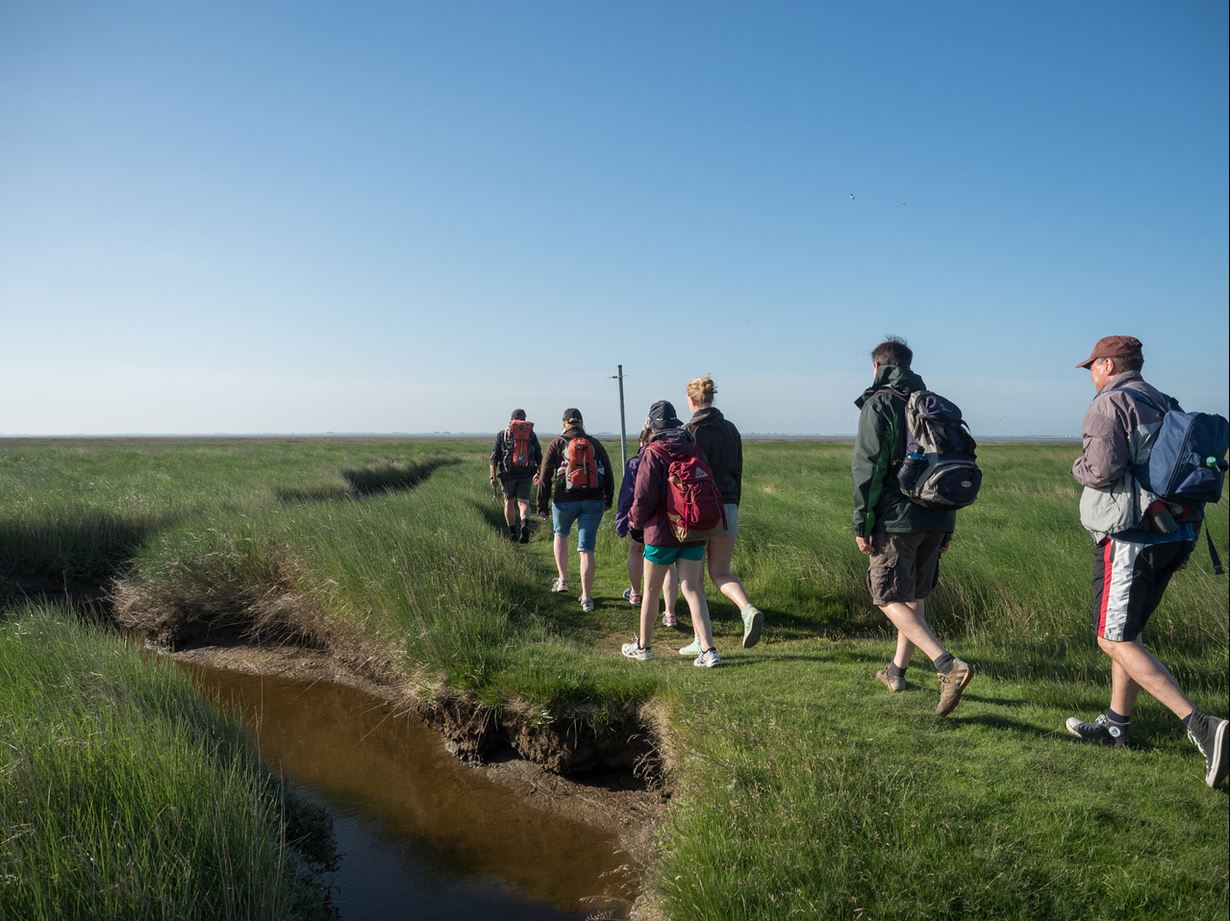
[181,663,635,920]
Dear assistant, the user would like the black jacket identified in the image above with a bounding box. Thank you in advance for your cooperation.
[684,406,742,505]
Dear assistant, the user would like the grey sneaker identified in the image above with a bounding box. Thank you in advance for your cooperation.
[935,658,973,717]
[678,638,702,656]
[1186,715,1228,788]
[621,639,652,661]
[876,666,905,693]
[741,604,763,649]
[1066,713,1130,749]
[693,647,721,668]
[550,578,569,593]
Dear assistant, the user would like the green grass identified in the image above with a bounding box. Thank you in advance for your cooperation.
[0,605,335,921]
[1,437,1226,920]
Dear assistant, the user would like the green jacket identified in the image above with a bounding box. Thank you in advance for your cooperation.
[851,364,957,537]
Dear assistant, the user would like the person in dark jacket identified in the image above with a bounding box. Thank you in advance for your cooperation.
[615,424,679,624]
[536,408,614,612]
[622,401,720,667]
[489,408,542,542]
[684,375,763,650]
[1065,335,1226,789]
[852,337,972,716]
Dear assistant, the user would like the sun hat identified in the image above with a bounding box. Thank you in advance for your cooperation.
[647,400,683,429]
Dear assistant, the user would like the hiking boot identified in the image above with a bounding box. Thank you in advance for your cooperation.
[876,666,905,693]
[1186,715,1228,788]
[678,638,702,656]
[621,640,652,661]
[662,611,677,628]
[935,658,973,717]
[693,648,722,668]
[519,524,530,544]
[508,525,518,541]
[741,604,763,649]
[550,578,569,593]
[1065,713,1131,749]
[622,588,642,606]
[579,597,595,613]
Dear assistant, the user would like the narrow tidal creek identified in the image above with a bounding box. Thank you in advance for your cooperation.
[182,662,635,920]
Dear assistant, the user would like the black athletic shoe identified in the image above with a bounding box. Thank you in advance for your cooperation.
[519,524,530,544]
[1065,713,1130,749]
[507,526,518,541]
[1187,715,1228,789]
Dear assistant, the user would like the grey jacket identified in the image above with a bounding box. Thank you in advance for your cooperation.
[1072,371,1176,541]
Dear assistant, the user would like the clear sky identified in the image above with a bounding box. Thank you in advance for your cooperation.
[2,2,1226,436]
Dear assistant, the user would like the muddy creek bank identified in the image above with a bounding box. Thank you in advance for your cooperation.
[181,657,646,920]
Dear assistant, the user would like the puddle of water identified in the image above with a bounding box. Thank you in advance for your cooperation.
[181,663,635,920]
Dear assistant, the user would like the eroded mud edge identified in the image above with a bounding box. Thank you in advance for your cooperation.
[163,641,671,921]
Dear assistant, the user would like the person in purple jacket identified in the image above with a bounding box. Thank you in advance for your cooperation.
[621,401,721,667]
[615,424,680,625]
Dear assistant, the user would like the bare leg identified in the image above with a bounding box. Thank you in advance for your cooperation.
[503,497,517,528]
[1109,658,1141,716]
[663,564,679,614]
[579,550,595,601]
[678,558,716,649]
[706,535,751,609]
[1098,636,1193,719]
[627,540,645,597]
[516,498,531,524]
[893,630,917,670]
[638,562,669,647]
[877,600,946,662]
[552,534,568,581]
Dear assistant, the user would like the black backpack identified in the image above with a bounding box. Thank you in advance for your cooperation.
[888,390,982,509]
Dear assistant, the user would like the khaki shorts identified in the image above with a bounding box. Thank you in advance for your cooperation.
[711,503,739,539]
[500,475,533,501]
[866,531,946,606]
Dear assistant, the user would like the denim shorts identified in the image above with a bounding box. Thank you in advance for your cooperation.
[552,499,605,552]
[644,543,706,565]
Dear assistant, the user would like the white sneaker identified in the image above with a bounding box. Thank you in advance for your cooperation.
[662,611,677,627]
[693,648,721,668]
[621,639,652,661]
[551,578,569,593]
[579,597,595,613]
[678,638,702,656]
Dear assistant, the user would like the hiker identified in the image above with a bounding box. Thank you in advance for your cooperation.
[615,423,680,626]
[536,408,614,612]
[489,409,542,543]
[1066,335,1227,788]
[684,375,763,652]
[852,337,973,716]
[622,400,721,667]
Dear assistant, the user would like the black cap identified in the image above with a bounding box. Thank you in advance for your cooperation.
[562,407,583,424]
[647,400,683,429]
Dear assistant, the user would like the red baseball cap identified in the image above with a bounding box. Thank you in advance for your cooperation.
[1075,335,1143,369]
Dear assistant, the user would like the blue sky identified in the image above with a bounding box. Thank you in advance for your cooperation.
[2,2,1226,436]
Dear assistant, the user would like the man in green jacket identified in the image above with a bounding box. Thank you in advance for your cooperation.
[852,337,973,716]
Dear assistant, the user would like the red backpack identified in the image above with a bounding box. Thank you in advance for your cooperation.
[557,434,603,491]
[650,444,727,541]
[502,420,536,474]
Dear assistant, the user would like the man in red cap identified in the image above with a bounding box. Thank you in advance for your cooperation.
[1067,335,1226,788]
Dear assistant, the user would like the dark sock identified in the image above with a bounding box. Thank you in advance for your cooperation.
[1182,709,1206,734]
[932,653,954,675]
[887,663,906,679]
[1106,708,1130,725]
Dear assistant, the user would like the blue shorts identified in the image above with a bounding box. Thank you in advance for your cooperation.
[644,543,706,565]
[552,499,605,552]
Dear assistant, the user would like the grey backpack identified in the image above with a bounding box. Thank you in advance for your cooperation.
[893,390,983,509]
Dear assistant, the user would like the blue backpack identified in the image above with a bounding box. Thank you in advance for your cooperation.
[1111,387,1229,574]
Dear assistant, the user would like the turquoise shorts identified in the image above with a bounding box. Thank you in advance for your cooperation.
[644,543,705,565]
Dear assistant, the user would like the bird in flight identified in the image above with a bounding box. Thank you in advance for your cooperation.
[848,192,856,200]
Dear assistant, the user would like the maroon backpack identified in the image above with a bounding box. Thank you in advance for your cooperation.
[650,444,727,541]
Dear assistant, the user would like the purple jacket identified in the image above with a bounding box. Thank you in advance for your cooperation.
[629,428,706,549]
[615,451,643,538]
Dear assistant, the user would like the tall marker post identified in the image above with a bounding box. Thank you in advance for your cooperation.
[611,364,628,471]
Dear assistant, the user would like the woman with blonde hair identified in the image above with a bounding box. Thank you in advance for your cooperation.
[682,375,763,652]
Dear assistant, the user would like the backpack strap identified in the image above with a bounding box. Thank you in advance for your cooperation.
[1207,530,1225,576]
